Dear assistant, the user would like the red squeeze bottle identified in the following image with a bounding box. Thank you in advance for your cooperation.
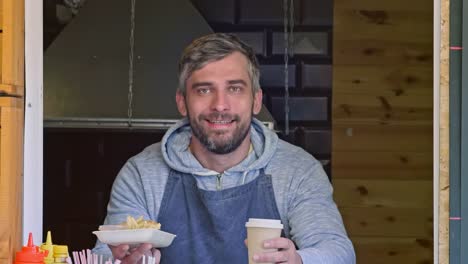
[14,233,48,264]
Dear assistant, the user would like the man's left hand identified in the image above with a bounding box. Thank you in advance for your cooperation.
[252,237,303,264]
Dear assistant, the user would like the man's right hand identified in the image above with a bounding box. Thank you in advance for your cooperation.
[109,243,161,264]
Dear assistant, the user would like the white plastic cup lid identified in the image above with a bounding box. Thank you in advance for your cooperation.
[245,218,283,229]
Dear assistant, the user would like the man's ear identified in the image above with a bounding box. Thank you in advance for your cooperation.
[253,89,263,115]
[176,90,187,116]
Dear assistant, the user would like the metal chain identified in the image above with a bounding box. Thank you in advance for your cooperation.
[127,0,136,127]
[283,0,289,135]
[289,0,294,58]
[283,0,294,135]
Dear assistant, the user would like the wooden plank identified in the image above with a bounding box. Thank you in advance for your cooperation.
[352,236,433,264]
[0,0,3,30]
[332,151,432,180]
[0,34,2,78]
[0,108,4,260]
[333,123,432,152]
[333,93,433,124]
[334,9,433,43]
[333,65,432,96]
[332,0,434,262]
[0,84,22,98]
[0,97,21,108]
[334,39,432,66]
[0,0,25,261]
[1,0,24,88]
[0,105,24,263]
[341,207,432,237]
[334,0,433,12]
[439,0,450,263]
[333,179,433,208]
[0,84,16,94]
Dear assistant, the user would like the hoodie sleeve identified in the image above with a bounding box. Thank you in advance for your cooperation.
[92,158,151,257]
[286,153,356,264]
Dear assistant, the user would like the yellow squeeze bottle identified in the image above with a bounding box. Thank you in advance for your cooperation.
[40,231,54,264]
[53,245,69,264]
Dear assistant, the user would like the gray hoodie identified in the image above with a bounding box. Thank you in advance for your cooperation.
[93,118,355,264]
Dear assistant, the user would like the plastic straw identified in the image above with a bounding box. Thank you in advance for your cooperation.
[69,250,115,264]
[72,252,80,264]
[79,251,87,264]
[86,250,92,264]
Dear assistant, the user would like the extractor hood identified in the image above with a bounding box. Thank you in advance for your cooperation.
[44,0,276,130]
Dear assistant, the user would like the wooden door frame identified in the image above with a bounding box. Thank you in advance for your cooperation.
[23,0,43,244]
[435,0,443,263]
[23,0,447,263]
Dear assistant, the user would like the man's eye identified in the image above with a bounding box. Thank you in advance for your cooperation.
[197,88,210,94]
[229,86,242,93]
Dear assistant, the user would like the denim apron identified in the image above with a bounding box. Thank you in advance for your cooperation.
[157,169,282,263]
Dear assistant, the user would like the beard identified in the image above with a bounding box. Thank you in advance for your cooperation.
[188,111,251,154]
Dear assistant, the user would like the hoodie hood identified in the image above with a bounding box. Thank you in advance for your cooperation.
[161,118,278,176]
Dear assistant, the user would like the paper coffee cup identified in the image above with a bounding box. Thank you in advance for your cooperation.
[245,218,283,264]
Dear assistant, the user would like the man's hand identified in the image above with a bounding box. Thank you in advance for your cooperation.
[109,243,161,264]
[251,237,303,264]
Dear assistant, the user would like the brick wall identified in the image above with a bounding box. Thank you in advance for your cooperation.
[191,0,334,176]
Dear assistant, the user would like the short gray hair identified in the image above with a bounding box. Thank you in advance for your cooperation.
[178,33,261,95]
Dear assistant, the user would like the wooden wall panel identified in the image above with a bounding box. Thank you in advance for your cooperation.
[334,40,432,66]
[0,101,24,264]
[1,0,24,89]
[439,0,450,262]
[353,237,433,264]
[332,0,433,263]
[333,93,433,123]
[341,207,432,237]
[333,65,432,96]
[0,109,3,259]
[0,0,25,263]
[334,9,432,43]
[333,123,432,152]
[334,0,433,11]
[333,151,432,180]
[0,0,3,77]
[0,35,3,74]
[334,179,433,208]
[0,0,3,29]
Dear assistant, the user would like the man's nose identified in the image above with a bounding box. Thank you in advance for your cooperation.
[211,92,230,112]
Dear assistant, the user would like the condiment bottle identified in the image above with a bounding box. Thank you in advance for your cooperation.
[15,233,48,264]
[52,245,68,264]
[40,231,54,264]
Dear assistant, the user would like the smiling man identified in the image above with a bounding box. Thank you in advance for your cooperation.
[93,33,355,264]
[177,50,263,172]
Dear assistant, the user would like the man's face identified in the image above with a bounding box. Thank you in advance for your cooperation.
[176,52,262,154]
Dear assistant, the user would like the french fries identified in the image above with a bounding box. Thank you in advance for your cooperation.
[122,215,161,230]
